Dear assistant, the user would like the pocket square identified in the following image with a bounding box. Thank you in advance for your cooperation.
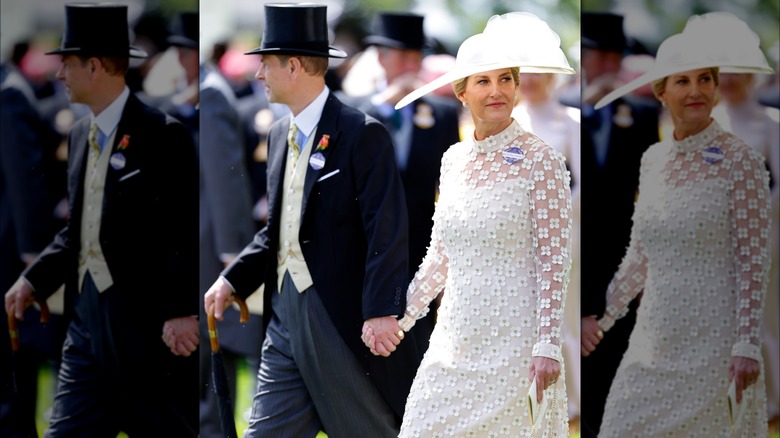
[317,169,340,182]
[118,169,140,182]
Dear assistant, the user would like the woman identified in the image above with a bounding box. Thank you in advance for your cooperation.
[363,12,575,436]
[582,12,774,436]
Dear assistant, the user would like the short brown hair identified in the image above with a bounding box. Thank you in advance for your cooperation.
[277,55,329,77]
[78,55,129,76]
[652,67,720,99]
[452,67,520,99]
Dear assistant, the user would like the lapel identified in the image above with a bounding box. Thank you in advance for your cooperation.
[102,95,139,206]
[301,93,341,219]
[266,116,290,232]
[69,120,90,216]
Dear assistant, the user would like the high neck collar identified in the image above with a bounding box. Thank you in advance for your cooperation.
[472,119,525,154]
[671,119,724,154]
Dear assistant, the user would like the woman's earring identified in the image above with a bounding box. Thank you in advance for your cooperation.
[461,100,467,108]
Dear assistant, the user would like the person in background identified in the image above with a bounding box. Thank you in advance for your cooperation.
[366,12,575,436]
[204,4,425,437]
[4,4,199,435]
[579,11,660,437]
[583,12,773,436]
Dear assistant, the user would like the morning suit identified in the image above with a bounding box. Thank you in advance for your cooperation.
[21,93,199,436]
[197,64,262,437]
[223,91,425,434]
[580,94,659,435]
[0,63,66,438]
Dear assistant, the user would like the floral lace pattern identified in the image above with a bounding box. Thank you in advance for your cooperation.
[398,119,572,437]
[598,120,770,436]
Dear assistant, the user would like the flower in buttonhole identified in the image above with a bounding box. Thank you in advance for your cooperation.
[118,134,130,150]
[315,134,329,152]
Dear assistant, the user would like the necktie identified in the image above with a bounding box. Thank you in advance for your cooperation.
[88,123,101,164]
[288,122,300,165]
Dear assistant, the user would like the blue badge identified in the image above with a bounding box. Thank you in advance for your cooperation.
[309,152,326,170]
[109,152,126,170]
[701,146,724,164]
[502,147,526,164]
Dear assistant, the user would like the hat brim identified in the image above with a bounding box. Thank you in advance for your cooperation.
[594,62,775,110]
[45,45,148,59]
[363,35,423,51]
[167,35,198,49]
[244,46,347,59]
[395,61,574,110]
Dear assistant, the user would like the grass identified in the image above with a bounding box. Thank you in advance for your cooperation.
[34,361,778,437]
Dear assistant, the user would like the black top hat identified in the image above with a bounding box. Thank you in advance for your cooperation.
[46,4,147,58]
[582,12,626,53]
[363,12,425,50]
[168,11,198,49]
[245,3,346,58]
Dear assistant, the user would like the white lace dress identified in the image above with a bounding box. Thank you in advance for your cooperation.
[598,120,771,437]
[397,119,572,437]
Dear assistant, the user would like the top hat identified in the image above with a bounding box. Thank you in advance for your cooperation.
[46,4,147,58]
[395,12,574,110]
[595,12,774,110]
[363,12,425,50]
[581,12,626,53]
[245,3,346,58]
[167,11,198,49]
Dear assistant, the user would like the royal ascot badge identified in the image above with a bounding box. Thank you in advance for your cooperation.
[117,134,130,151]
[502,146,526,164]
[612,104,634,128]
[309,152,326,170]
[110,152,127,170]
[315,134,330,153]
[702,146,725,164]
[413,103,435,129]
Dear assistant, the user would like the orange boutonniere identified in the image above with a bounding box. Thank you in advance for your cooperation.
[315,134,329,152]
[117,134,130,151]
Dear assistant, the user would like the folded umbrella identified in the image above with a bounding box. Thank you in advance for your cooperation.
[7,298,50,393]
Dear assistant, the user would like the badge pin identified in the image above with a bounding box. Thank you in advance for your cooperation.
[701,146,724,164]
[309,152,326,170]
[413,103,435,129]
[502,146,526,164]
[109,152,126,170]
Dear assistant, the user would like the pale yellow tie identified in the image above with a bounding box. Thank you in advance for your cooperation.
[288,122,300,165]
[88,123,101,163]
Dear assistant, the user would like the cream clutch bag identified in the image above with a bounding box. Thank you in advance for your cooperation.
[527,377,549,428]
[727,380,749,429]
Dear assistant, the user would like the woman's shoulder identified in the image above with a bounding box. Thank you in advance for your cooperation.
[526,132,567,163]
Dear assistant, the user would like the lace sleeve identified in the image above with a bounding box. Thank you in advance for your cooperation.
[529,146,572,362]
[729,146,771,361]
[398,225,449,332]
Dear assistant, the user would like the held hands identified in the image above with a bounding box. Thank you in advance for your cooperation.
[204,276,235,321]
[361,316,404,357]
[581,315,604,357]
[529,356,561,403]
[729,356,760,404]
[162,316,199,357]
[4,278,35,320]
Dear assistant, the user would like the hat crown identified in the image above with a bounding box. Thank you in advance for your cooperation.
[168,11,198,48]
[581,12,625,52]
[364,12,425,50]
[47,3,146,58]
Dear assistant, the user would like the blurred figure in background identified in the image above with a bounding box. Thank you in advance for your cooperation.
[579,11,660,437]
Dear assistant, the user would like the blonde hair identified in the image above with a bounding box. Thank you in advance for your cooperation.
[652,67,720,99]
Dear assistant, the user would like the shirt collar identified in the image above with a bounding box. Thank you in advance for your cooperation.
[91,86,130,138]
[290,85,330,139]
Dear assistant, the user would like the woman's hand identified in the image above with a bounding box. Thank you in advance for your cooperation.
[729,356,760,404]
[581,315,604,357]
[529,356,561,403]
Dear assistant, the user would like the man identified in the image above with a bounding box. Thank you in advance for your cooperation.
[3,4,199,435]
[204,4,424,437]
[579,11,660,437]
[167,11,263,436]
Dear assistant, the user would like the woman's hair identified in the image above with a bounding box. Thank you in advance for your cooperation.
[452,66,520,99]
[651,67,720,99]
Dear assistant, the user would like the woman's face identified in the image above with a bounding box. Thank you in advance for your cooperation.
[657,68,717,127]
[459,68,517,124]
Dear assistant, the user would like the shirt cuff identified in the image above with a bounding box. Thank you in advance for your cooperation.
[532,342,562,362]
[732,342,762,361]
[220,275,237,294]
[21,276,37,293]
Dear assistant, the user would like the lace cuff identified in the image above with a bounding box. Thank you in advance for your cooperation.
[731,342,762,362]
[597,315,615,332]
[532,342,562,362]
[398,314,416,332]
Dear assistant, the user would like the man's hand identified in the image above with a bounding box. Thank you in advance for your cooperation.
[729,356,760,404]
[4,277,35,320]
[204,276,235,321]
[361,316,404,357]
[581,315,604,357]
[162,316,199,357]
[529,356,562,403]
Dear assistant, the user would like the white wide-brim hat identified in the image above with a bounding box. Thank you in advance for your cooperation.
[595,12,774,110]
[395,12,575,110]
